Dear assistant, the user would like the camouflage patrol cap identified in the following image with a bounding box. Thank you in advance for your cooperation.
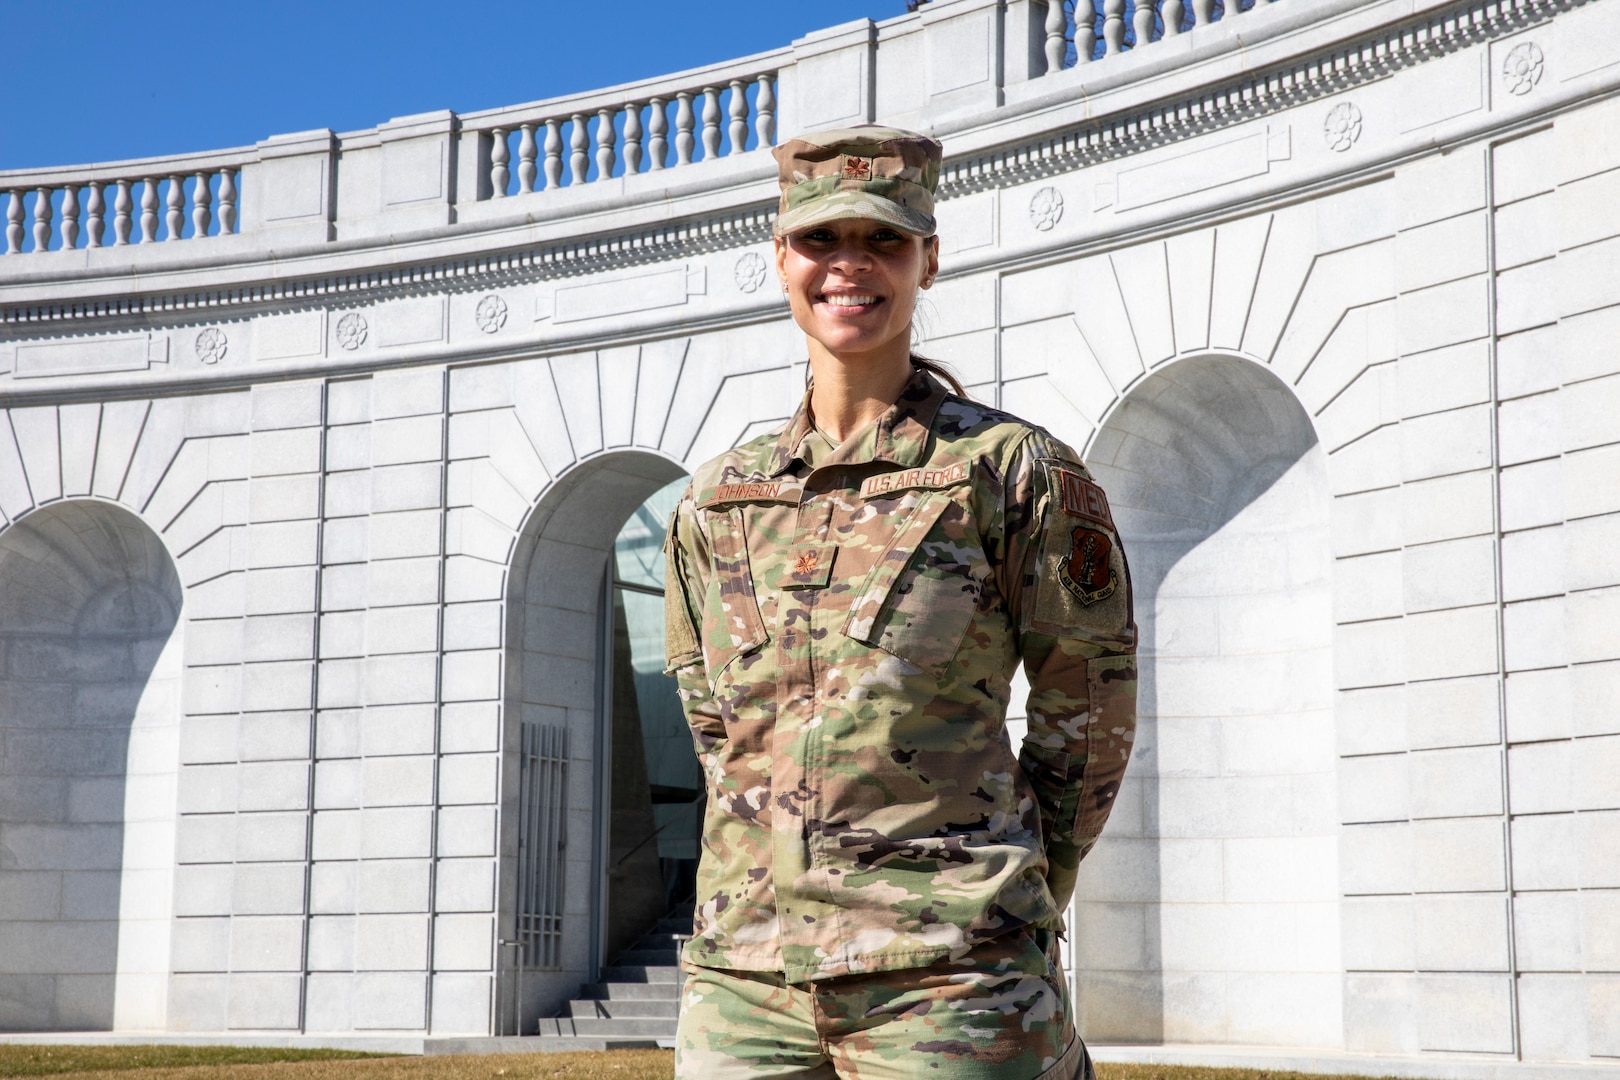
[772,125,942,238]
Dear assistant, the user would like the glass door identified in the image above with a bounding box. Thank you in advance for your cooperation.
[600,477,700,965]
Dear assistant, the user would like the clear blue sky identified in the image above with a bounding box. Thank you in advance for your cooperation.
[0,1,894,171]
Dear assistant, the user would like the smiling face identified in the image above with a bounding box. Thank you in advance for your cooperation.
[776,218,939,368]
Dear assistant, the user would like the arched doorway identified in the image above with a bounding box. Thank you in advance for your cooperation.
[0,501,183,1032]
[499,451,690,1035]
[1073,355,1341,1047]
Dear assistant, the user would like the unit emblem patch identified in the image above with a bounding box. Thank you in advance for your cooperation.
[1059,526,1118,606]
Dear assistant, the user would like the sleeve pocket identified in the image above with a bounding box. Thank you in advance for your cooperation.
[662,515,702,673]
[1018,742,1076,847]
[1074,652,1138,851]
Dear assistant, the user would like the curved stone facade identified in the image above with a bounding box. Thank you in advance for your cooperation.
[2,0,1619,1070]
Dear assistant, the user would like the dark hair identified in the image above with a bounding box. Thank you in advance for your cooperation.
[911,355,968,398]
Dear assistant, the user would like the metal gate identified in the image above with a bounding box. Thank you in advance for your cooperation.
[516,721,569,969]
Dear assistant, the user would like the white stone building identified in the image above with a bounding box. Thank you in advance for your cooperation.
[0,0,1617,1072]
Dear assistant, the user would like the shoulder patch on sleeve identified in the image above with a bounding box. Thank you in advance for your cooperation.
[1057,525,1119,607]
[1023,461,1135,646]
[1054,466,1114,529]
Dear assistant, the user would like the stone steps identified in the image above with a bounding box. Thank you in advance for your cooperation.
[578,980,681,1001]
[566,997,679,1019]
[527,908,693,1045]
[600,963,683,984]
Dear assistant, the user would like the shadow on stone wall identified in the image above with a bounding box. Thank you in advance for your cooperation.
[0,502,181,1032]
[1076,354,1340,1046]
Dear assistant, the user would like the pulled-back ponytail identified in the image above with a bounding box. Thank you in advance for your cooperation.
[911,355,969,398]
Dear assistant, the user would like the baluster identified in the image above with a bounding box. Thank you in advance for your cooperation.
[701,88,722,160]
[728,79,749,154]
[1133,0,1155,46]
[165,175,185,240]
[6,191,22,254]
[596,107,617,180]
[675,92,696,165]
[544,120,564,189]
[1045,0,1069,71]
[33,187,53,252]
[193,171,212,236]
[219,169,237,234]
[1223,0,1243,17]
[623,106,643,176]
[1103,0,1126,54]
[518,123,538,193]
[1163,0,1184,35]
[569,114,589,184]
[754,75,776,146]
[1075,0,1096,63]
[1192,0,1213,25]
[61,185,80,249]
[648,98,669,170]
[490,127,510,197]
[86,181,105,247]
[140,178,159,242]
[114,180,133,245]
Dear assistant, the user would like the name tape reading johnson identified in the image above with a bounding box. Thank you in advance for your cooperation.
[699,481,799,508]
[1055,467,1115,529]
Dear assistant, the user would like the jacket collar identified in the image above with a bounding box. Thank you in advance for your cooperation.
[767,366,948,478]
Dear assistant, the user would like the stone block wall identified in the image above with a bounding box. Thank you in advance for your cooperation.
[1,0,1618,1066]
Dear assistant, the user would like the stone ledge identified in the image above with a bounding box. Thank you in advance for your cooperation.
[1089,1044,1620,1080]
[0,1032,428,1053]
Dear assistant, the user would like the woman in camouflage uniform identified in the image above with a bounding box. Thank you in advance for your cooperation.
[665,126,1137,1079]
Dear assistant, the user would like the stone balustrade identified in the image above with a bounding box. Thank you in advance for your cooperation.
[0,0,1293,261]
[472,74,780,199]
[1051,0,1275,65]
[2,156,246,254]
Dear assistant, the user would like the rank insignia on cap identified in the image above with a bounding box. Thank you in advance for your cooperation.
[842,156,872,180]
[1059,526,1119,607]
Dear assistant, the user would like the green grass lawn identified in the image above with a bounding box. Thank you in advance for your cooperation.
[0,1047,384,1078]
[0,1046,1397,1080]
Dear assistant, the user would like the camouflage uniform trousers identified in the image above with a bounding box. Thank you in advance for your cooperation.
[675,929,1095,1079]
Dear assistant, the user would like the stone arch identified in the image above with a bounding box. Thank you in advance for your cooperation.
[497,448,689,1034]
[1071,353,1340,1048]
[0,499,184,1033]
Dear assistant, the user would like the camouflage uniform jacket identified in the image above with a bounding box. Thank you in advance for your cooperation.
[663,369,1137,983]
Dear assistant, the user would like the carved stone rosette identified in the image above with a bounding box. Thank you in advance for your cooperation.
[194,327,228,365]
[1323,102,1363,152]
[476,294,509,334]
[1029,187,1065,231]
[336,312,369,351]
[1503,41,1545,96]
[733,251,768,294]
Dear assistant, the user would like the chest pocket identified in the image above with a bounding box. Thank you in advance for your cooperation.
[700,506,768,687]
[842,489,984,678]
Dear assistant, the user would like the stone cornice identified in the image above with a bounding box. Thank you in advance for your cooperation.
[941,0,1575,191]
[0,0,1584,336]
